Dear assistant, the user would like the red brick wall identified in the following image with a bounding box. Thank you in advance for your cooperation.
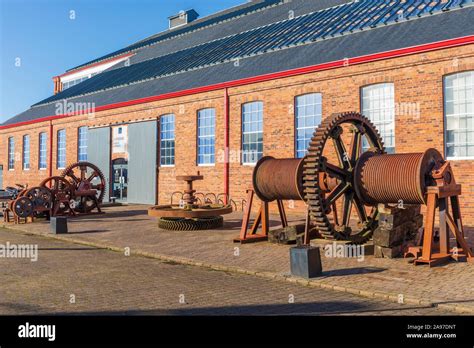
[1,44,473,224]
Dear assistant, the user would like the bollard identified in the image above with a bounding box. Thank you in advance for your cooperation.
[50,216,68,234]
[290,245,322,278]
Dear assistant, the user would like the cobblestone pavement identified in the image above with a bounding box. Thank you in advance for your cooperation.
[0,229,453,315]
[2,205,474,314]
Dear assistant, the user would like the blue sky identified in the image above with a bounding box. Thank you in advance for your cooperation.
[0,0,246,123]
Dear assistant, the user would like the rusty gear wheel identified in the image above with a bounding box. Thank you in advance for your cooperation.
[24,187,53,210]
[61,162,106,212]
[40,176,75,215]
[13,197,34,218]
[158,216,224,231]
[303,112,385,244]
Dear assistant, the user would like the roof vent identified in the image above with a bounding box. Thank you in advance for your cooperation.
[169,9,199,30]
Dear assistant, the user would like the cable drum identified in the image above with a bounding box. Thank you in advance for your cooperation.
[252,156,305,202]
[354,149,443,205]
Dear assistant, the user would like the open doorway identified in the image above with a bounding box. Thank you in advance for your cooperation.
[112,158,128,202]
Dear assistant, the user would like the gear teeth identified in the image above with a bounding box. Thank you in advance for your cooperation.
[302,112,384,243]
[60,161,107,211]
[158,217,224,230]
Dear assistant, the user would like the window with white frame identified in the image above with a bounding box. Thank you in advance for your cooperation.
[295,93,322,158]
[22,135,30,170]
[8,137,14,170]
[242,102,263,164]
[361,83,395,154]
[57,129,66,169]
[197,108,215,165]
[78,126,88,161]
[39,132,47,170]
[160,114,175,166]
[62,76,90,90]
[445,71,474,159]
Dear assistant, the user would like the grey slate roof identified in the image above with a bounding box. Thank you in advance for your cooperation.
[3,0,474,126]
[68,0,350,72]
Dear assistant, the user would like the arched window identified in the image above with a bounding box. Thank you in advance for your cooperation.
[444,71,474,159]
[78,126,88,161]
[22,135,30,170]
[197,108,216,165]
[295,93,322,158]
[160,114,175,166]
[242,101,263,164]
[361,83,395,154]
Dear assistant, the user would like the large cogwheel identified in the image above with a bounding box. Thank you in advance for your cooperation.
[158,217,224,231]
[303,112,385,244]
[61,161,107,211]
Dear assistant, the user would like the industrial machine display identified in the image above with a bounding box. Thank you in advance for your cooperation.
[239,112,472,266]
[148,172,232,230]
[3,161,106,223]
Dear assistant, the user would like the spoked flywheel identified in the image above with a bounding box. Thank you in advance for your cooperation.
[61,162,106,213]
[303,112,385,244]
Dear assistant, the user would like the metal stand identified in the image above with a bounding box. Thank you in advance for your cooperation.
[412,162,473,266]
[234,189,288,244]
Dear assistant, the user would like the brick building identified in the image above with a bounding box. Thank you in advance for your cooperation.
[1,0,474,223]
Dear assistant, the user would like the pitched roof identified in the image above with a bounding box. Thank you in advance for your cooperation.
[3,0,474,127]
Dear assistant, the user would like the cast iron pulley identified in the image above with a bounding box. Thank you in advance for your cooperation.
[13,197,34,218]
[61,161,107,212]
[24,186,53,209]
[40,176,75,215]
[303,112,385,243]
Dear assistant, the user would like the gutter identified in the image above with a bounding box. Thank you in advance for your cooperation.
[1,35,474,131]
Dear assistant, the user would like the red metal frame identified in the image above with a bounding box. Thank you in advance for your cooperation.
[2,35,473,131]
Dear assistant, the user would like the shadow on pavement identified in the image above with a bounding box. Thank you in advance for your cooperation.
[29,301,435,316]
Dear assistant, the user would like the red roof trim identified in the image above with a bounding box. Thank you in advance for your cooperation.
[3,35,474,131]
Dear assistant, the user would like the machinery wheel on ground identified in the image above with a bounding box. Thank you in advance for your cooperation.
[303,112,385,244]
[24,186,53,218]
[61,162,106,213]
[12,197,34,219]
[40,176,75,215]
[158,216,224,231]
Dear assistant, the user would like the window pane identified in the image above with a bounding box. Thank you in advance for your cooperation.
[78,126,88,161]
[160,114,175,165]
[39,132,47,169]
[23,135,30,170]
[295,93,322,158]
[57,130,66,169]
[444,71,474,158]
[8,137,15,170]
[197,109,216,165]
[362,83,395,153]
[242,102,263,164]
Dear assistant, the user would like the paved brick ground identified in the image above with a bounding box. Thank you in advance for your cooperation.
[2,205,474,314]
[0,229,453,315]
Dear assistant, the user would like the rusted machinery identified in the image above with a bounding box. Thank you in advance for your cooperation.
[60,162,106,214]
[148,172,232,230]
[238,112,384,243]
[3,161,106,223]
[235,157,304,243]
[238,111,472,266]
[354,149,473,266]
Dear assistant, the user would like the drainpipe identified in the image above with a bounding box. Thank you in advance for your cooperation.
[224,88,230,204]
[49,120,53,177]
